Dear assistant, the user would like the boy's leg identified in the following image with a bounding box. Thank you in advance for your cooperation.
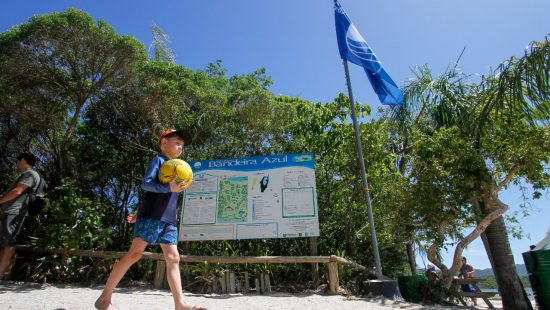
[95,237,148,310]
[160,244,186,308]
[160,244,206,310]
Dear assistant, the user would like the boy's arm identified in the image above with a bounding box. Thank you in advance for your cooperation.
[141,157,171,193]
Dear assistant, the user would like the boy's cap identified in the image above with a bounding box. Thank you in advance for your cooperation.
[158,129,192,146]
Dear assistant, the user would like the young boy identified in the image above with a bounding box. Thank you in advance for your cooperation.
[95,129,206,310]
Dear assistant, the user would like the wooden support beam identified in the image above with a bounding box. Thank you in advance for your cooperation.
[244,272,250,293]
[254,278,260,294]
[14,246,336,264]
[264,273,271,293]
[229,272,236,294]
[309,237,320,288]
[327,255,339,294]
[154,260,166,289]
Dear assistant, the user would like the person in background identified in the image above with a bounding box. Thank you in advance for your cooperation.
[425,264,439,283]
[0,153,40,279]
[459,256,477,306]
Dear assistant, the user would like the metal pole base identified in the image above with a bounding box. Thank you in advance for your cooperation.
[362,279,401,299]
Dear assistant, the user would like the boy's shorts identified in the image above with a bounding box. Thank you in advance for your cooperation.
[0,213,26,247]
[134,218,178,245]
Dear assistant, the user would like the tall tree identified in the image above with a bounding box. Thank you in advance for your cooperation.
[0,8,146,180]
[150,23,175,64]
[390,39,549,309]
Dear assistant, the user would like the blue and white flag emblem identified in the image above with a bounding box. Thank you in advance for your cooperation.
[334,0,403,105]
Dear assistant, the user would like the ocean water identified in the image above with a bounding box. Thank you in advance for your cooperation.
[484,288,535,301]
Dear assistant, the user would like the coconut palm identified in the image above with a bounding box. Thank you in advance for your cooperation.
[390,38,549,309]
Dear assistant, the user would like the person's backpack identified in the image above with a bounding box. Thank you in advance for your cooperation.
[27,174,48,217]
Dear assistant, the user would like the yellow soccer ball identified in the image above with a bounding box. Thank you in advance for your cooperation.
[158,159,193,187]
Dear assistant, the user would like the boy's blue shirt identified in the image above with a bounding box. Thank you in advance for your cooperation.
[138,154,179,225]
[141,154,171,193]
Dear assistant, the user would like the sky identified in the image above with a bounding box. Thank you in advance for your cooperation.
[1,0,548,270]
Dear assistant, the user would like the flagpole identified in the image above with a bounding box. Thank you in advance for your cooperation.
[342,59,384,280]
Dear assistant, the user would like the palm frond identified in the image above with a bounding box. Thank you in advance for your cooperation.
[481,38,549,130]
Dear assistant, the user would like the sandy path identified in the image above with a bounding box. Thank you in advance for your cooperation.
[1,280,501,310]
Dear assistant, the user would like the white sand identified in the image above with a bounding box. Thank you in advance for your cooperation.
[0,280,503,310]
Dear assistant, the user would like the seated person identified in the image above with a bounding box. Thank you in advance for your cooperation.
[425,264,439,283]
[459,256,477,306]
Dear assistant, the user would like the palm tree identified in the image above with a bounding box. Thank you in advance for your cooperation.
[390,38,549,309]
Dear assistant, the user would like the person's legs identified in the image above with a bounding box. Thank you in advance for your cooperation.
[0,213,25,279]
[160,244,206,310]
[95,237,148,310]
[0,245,15,278]
[160,244,186,308]
[470,284,478,306]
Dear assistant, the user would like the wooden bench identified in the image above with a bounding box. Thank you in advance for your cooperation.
[461,291,497,298]
[453,278,497,308]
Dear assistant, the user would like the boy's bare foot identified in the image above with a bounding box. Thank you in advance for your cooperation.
[178,303,207,310]
[94,298,118,310]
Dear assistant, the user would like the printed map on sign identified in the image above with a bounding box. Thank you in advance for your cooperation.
[180,153,319,241]
[217,176,248,223]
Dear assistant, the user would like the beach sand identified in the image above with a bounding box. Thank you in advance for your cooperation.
[0,280,503,309]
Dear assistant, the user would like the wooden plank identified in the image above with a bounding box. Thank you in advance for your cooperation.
[236,277,241,293]
[309,237,320,288]
[244,272,250,293]
[229,272,236,294]
[260,273,265,293]
[264,273,271,293]
[334,256,366,271]
[461,292,497,298]
[460,294,496,309]
[220,273,227,293]
[15,245,138,260]
[482,298,495,309]
[179,255,332,264]
[254,278,260,294]
[15,245,334,264]
[212,276,218,293]
[153,260,166,289]
[453,278,484,285]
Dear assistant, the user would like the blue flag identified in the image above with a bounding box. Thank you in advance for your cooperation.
[334,0,403,105]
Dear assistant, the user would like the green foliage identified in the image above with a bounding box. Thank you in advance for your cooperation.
[1,9,547,298]
[389,39,549,250]
[150,23,175,63]
[36,179,113,249]
[0,8,147,180]
[388,39,548,309]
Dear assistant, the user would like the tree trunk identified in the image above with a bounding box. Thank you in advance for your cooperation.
[482,206,531,309]
[406,240,417,275]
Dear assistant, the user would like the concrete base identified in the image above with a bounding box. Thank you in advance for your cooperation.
[362,279,401,299]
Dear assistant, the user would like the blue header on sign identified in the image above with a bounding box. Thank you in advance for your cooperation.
[189,152,315,172]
